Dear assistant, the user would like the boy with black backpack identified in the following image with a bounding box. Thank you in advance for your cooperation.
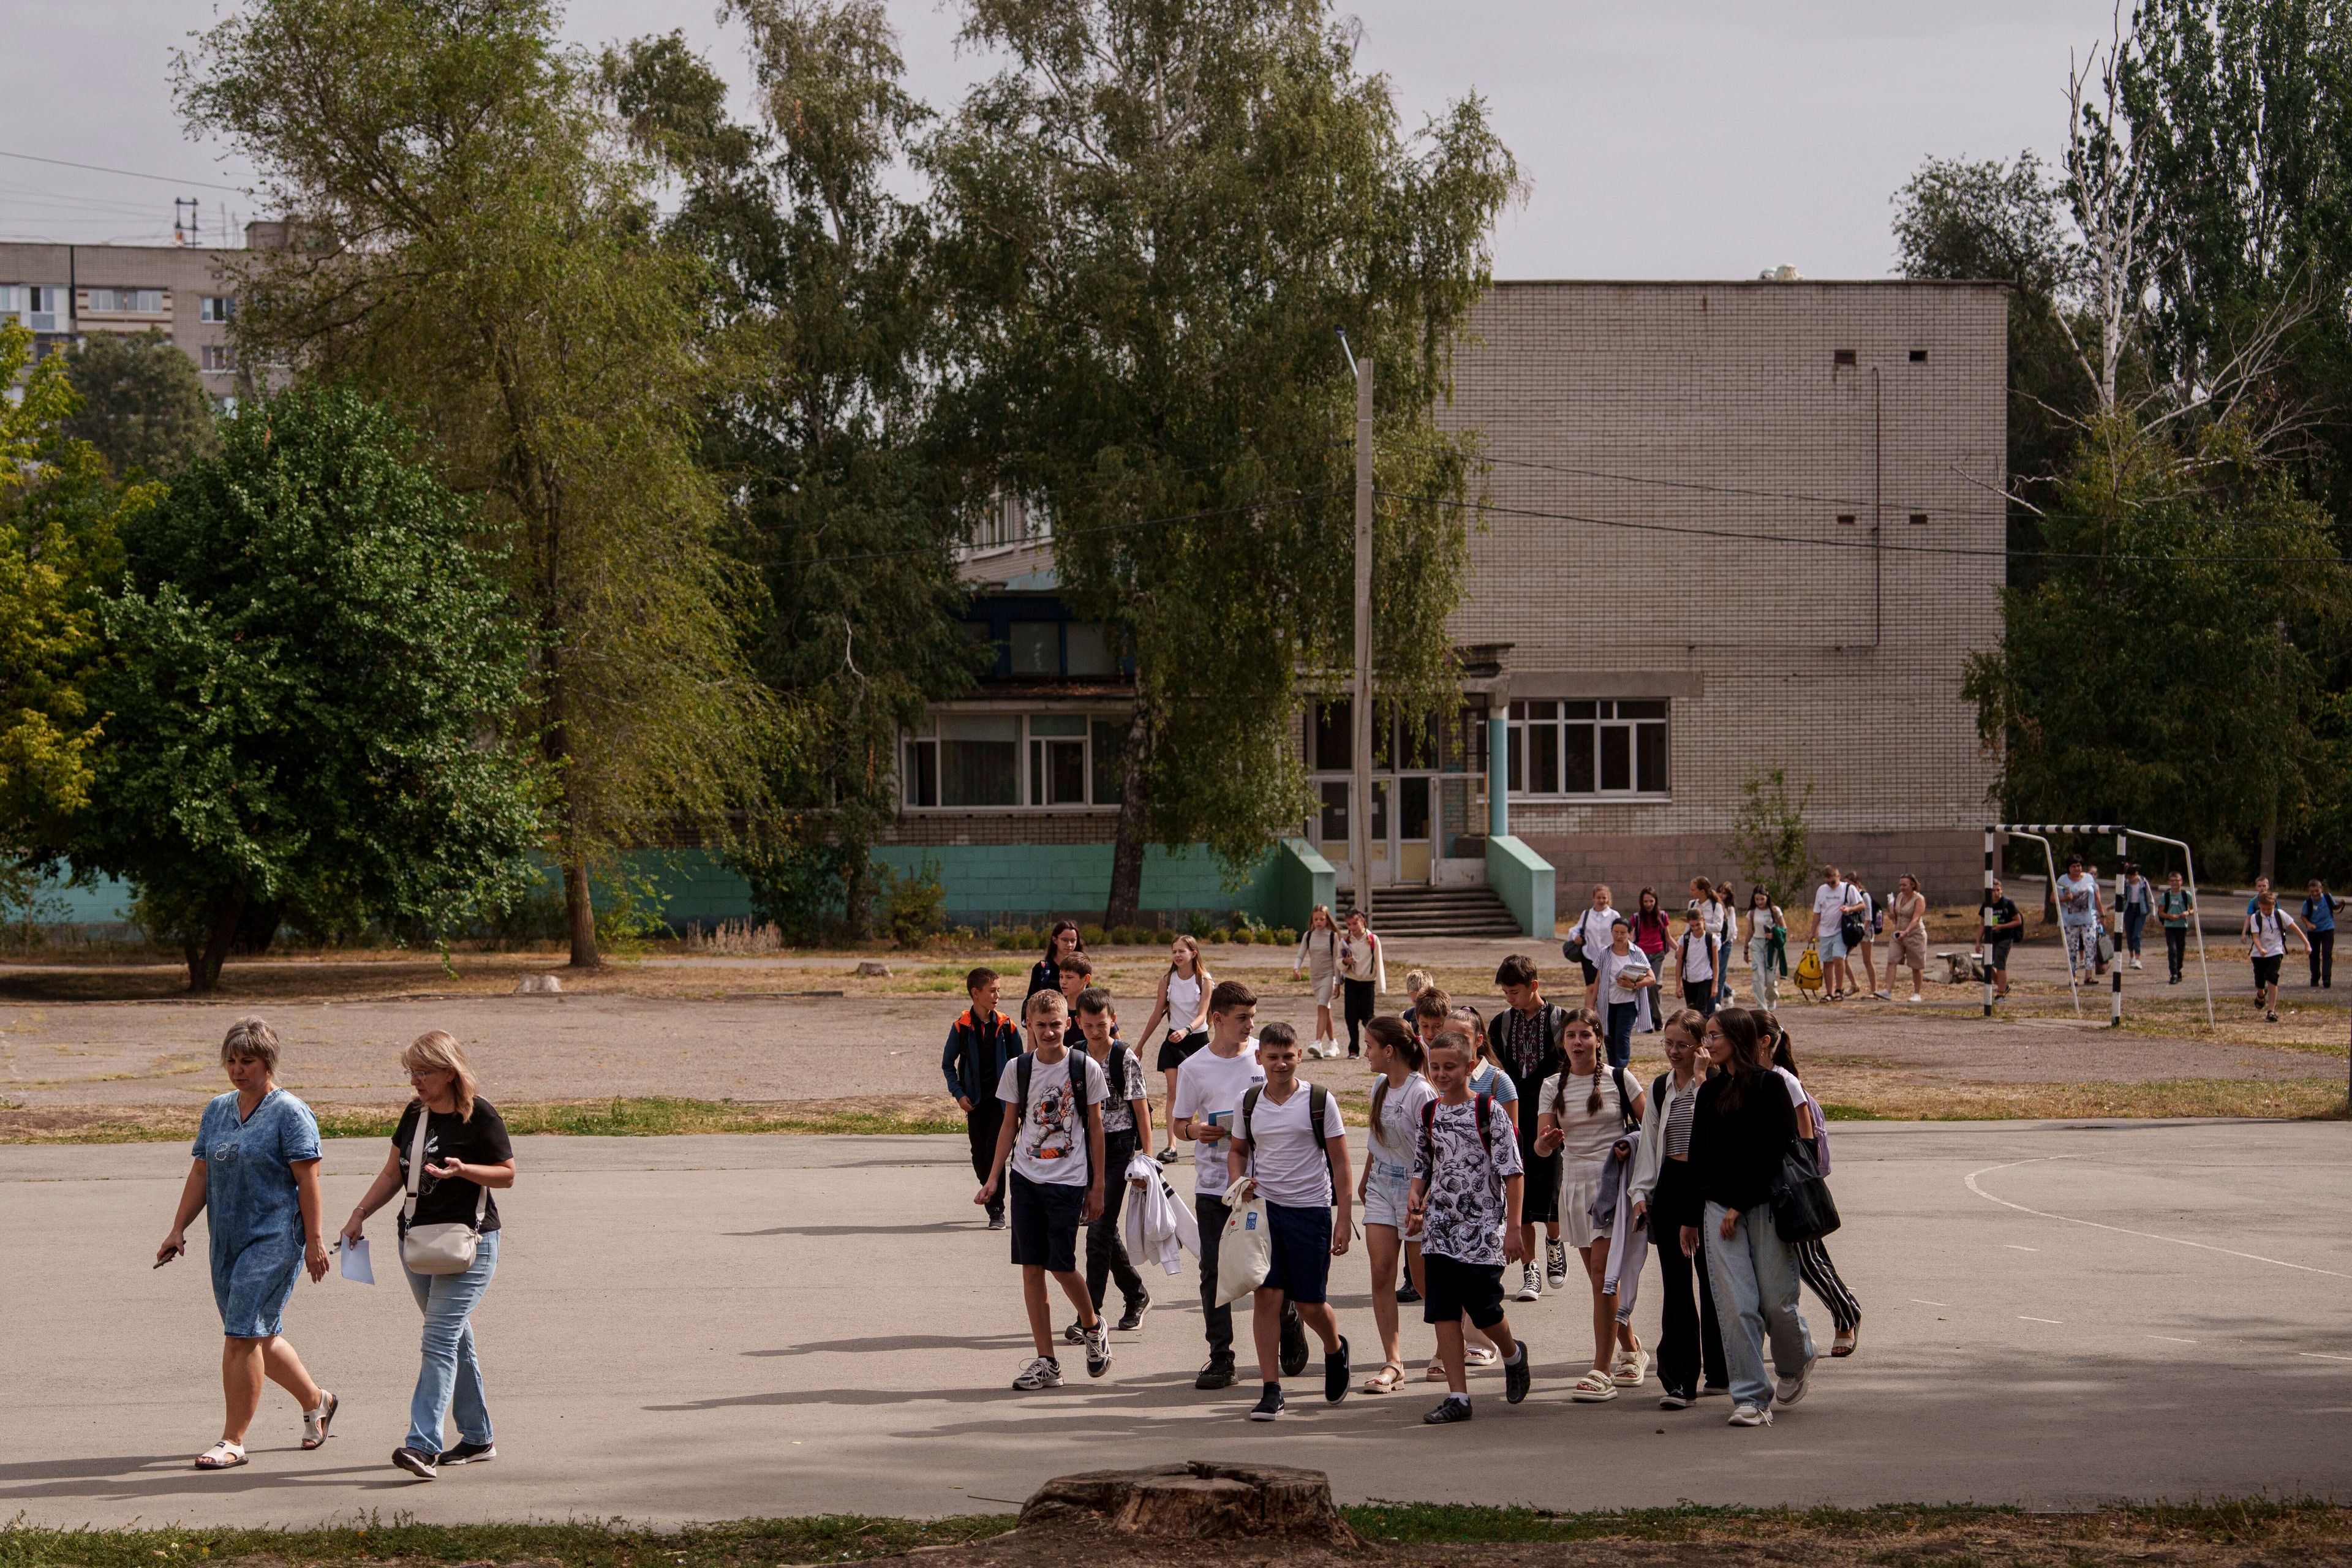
[1407,1028,1531,1423]
[1224,1022,1352,1420]
[942,968,1023,1230]
[976,989,1111,1390]
[1065,986,1152,1338]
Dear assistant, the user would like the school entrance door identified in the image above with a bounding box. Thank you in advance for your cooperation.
[1308,701,1435,889]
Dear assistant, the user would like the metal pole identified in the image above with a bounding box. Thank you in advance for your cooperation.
[1982,827,1997,1017]
[2110,829,2125,1027]
[1351,351,1374,922]
[2128,829,2214,1030]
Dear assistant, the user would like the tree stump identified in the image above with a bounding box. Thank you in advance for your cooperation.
[855,960,894,978]
[1019,1462,1360,1545]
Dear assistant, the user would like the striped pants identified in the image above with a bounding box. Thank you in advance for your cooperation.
[1795,1236,1860,1332]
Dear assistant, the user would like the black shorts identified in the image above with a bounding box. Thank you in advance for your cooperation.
[1008,1170,1087,1273]
[1156,1028,1208,1073]
[2253,953,2283,989]
[1261,1200,1335,1303]
[1988,940,2014,971]
[1517,1138,1561,1224]
[1421,1253,1509,1329]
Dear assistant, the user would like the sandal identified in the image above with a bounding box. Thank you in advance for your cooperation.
[302,1391,338,1450]
[1362,1362,1404,1394]
[1570,1368,1618,1403]
[1464,1345,1499,1368]
[1612,1346,1649,1387]
[194,1440,247,1471]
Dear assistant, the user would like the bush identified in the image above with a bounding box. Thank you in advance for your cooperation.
[1207,927,1232,944]
[991,926,1022,951]
[1079,923,1106,947]
[1109,924,1145,945]
[877,855,948,948]
[1275,925,1298,945]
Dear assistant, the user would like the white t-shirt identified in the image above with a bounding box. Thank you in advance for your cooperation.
[1537,1066,1636,1169]
[1172,1040,1265,1196]
[1569,906,1619,957]
[1603,945,1654,1007]
[994,1051,1109,1187]
[1164,970,1205,1033]
[1366,1073,1439,1170]
[1238,1081,1349,1207]
[2058,872,2101,928]
[1812,881,1853,932]
[1088,1041,1149,1134]
[2247,907,2299,958]
[1675,927,1715,984]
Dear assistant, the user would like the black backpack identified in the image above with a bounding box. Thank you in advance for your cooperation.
[1548,1063,1642,1134]
[1419,1091,1499,1172]
[1015,1051,1102,1182]
[1240,1083,1335,1191]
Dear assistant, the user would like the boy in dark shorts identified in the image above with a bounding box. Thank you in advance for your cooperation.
[1225,1022,1352,1420]
[1067,987,1152,1335]
[1408,1028,1531,1423]
[976,989,1111,1390]
[941,968,1022,1229]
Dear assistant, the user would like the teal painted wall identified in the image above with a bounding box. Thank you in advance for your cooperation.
[871,843,1283,924]
[1484,834,1555,940]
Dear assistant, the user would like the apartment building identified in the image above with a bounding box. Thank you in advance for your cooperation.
[0,234,253,401]
[879,278,2010,932]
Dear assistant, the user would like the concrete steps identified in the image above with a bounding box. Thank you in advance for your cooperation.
[1341,883,1526,938]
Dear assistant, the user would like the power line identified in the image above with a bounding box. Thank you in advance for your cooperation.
[0,149,251,194]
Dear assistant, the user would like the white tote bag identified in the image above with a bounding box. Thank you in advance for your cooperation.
[1213,1176,1272,1307]
[399,1108,487,1276]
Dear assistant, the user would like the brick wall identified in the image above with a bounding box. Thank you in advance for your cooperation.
[1523,829,1987,914]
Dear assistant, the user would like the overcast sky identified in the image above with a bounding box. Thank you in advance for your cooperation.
[4,0,2120,277]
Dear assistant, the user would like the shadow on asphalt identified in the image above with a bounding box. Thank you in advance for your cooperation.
[745,1333,1036,1358]
[726,1221,971,1237]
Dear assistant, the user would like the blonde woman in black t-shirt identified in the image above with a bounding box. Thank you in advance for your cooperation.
[341,1031,516,1482]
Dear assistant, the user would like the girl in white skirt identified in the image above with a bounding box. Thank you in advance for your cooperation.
[1536,1006,1648,1402]
[1289,905,1343,1057]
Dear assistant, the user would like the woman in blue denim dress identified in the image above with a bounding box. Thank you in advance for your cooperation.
[156,1018,337,1471]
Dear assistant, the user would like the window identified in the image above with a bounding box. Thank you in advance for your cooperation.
[20,285,67,332]
[1009,622,1058,676]
[1064,622,1112,676]
[1090,718,1125,805]
[86,288,164,314]
[1507,699,1668,797]
[1028,715,1088,805]
[1318,780,1349,840]
[903,712,1125,810]
[970,492,1050,552]
[201,345,236,372]
[938,715,1019,806]
[1311,700,1352,772]
[201,296,235,323]
[1908,512,1928,525]
[1833,349,1857,366]
[1908,349,1928,363]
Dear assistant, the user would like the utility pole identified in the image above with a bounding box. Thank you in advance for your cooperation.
[1344,334,1374,922]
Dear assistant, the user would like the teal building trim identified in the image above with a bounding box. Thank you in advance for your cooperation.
[1484,834,1555,940]
[871,842,1286,925]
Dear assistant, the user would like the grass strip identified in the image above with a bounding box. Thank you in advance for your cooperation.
[0,1096,967,1146]
[8,1501,2352,1568]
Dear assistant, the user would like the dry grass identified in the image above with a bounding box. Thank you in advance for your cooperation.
[0,1095,968,1145]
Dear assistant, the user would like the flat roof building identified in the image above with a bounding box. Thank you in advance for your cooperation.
[1,236,253,399]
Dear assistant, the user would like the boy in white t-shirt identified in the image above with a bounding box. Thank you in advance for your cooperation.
[1226,1022,1353,1420]
[976,989,1110,1390]
[1173,979,1306,1389]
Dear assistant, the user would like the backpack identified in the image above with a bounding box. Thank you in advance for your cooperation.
[1419,1091,1498,1177]
[1240,1083,1335,1192]
[1015,1051,1101,1182]
[1547,1063,1642,1134]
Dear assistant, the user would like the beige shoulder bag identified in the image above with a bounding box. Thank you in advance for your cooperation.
[399,1107,488,1276]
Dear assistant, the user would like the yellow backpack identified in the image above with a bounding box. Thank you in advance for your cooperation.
[1793,943,1823,998]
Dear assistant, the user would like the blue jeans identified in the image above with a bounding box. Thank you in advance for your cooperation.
[404,1229,499,1453]
[1702,1201,1814,1409]
[1605,1001,1637,1069]
[2122,906,2147,956]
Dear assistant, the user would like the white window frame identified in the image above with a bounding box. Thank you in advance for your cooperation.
[200,295,236,323]
[200,344,237,372]
[900,711,1123,813]
[1505,699,1670,801]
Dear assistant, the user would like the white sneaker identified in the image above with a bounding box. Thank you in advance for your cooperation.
[2130,958,2143,969]
[1907,993,1923,1003]
[1513,1264,1541,1301]
[1871,989,1892,1000]
[1728,1402,1773,1427]
[1011,1356,1063,1390]
[1775,1356,1815,1407]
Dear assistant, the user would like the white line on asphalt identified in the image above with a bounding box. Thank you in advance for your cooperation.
[2299,1352,2352,1363]
[1964,1158,2352,1280]
[2005,1244,2040,1251]
[2019,1315,2063,1324]
[1909,1297,1948,1306]
[2145,1335,2198,1344]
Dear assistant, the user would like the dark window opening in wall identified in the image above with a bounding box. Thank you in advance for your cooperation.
[1311,700,1352,772]
[1028,715,1087,805]
[1909,512,1929,525]
[1836,513,1856,526]
[1091,718,1126,805]
[1396,708,1439,771]
[902,738,938,807]
[1909,349,1928,363]
[1009,622,1058,676]
[1563,702,1596,793]
[940,715,1019,806]
[1833,349,1858,366]
[1509,699,1668,797]
[1318,779,1349,842]
[1399,776,1431,841]
[1064,622,1114,676]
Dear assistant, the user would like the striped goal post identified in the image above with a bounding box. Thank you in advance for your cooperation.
[1982,824,2215,1029]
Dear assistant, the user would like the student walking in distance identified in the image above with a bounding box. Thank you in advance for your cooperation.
[1589,919,1656,1070]
[2057,856,2105,985]
[1027,921,1087,1008]
[1689,878,1726,1006]
[2302,879,2340,989]
[1337,908,1387,1057]
[1564,884,1619,989]
[1140,935,1212,1164]
[2119,864,2154,971]
[157,1019,334,1472]
[1879,875,1929,1003]
[1400,968,1434,1027]
[2157,873,2195,984]
[1673,905,1719,1019]
[2243,889,2309,1023]
[1746,888,1785,1009]
[1629,889,1672,1029]
[1291,904,1343,1057]
[1486,955,1569,1300]
[1068,988,1152,1335]
[1535,1008,1649,1403]
[1408,1028,1532,1423]
[1173,981,1304,1389]
[1357,1017,1434,1394]
[1851,882,1883,1000]
[1687,1007,1815,1428]
[1055,953,1093,1011]
[1628,1009,1728,1409]
[340,1031,516,1479]
[1226,1023,1353,1419]
[943,968,1023,1229]
[1714,882,1741,1006]
[1976,881,2024,999]
[1809,866,1864,1003]
[1758,1014,1860,1357]
[976,989,1111,1390]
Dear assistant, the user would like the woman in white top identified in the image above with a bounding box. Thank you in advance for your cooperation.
[1535,1006,1648,1402]
[1337,908,1387,1058]
[1713,882,1741,1006]
[1746,887,1784,1009]
[1691,876,1728,1004]
[1289,905,1342,1057]
[1564,884,1620,989]
[1762,1014,1860,1356]
[1139,935,1212,1161]
[2244,889,2308,1023]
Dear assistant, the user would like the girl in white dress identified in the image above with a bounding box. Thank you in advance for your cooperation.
[1290,904,1342,1057]
[1535,1007,1648,1403]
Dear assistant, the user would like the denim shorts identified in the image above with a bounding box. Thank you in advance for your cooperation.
[1821,930,1848,960]
[1363,1158,1417,1234]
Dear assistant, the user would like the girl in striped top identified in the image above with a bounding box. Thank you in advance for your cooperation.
[1627,1009,1726,1407]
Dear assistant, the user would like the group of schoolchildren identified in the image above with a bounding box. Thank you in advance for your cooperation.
[941,923,1858,1430]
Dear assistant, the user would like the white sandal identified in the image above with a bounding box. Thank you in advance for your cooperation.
[194,1440,247,1471]
[1464,1345,1499,1368]
[302,1391,338,1450]
[1570,1368,1619,1402]
[1612,1346,1649,1387]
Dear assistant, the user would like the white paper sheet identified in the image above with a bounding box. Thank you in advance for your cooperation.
[339,1236,375,1284]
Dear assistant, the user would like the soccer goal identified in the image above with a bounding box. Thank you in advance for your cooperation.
[1983,823,2214,1029]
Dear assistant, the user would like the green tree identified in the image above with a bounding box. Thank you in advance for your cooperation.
[605,6,974,940]
[180,0,780,968]
[61,329,218,478]
[70,388,543,992]
[1728,766,1813,908]
[0,323,143,917]
[925,0,1518,923]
